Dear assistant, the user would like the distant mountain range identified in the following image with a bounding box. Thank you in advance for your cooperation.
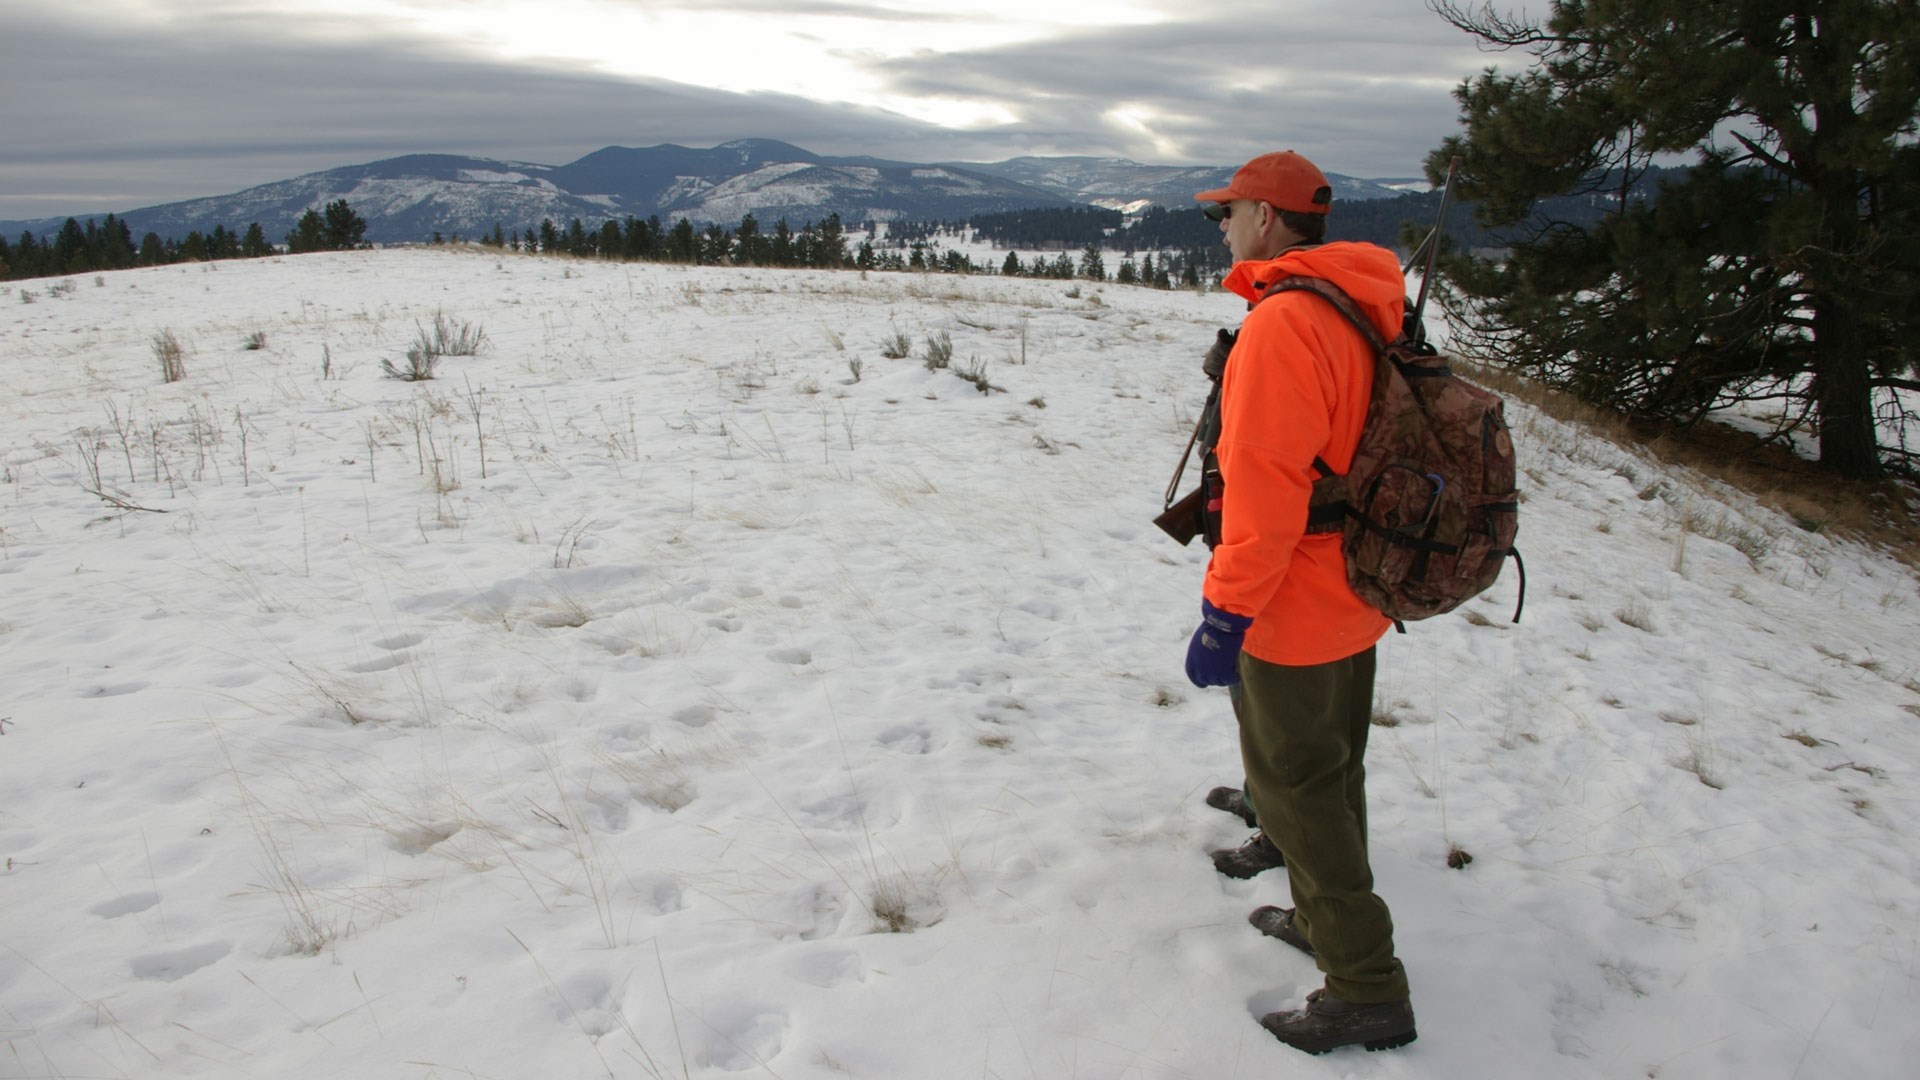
[0,139,1421,246]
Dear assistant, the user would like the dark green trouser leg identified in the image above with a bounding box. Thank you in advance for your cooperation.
[1233,647,1409,1004]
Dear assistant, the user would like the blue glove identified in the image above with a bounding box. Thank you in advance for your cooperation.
[1185,599,1253,687]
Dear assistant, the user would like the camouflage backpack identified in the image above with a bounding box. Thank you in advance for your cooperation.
[1269,276,1524,625]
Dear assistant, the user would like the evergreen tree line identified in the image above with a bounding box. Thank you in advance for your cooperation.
[969,207,1125,248]
[468,210,1219,287]
[3,214,275,280]
[4,199,372,282]
[475,212,852,269]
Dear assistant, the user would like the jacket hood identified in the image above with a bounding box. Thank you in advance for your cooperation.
[1223,242,1406,335]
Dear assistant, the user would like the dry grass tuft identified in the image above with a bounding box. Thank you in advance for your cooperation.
[153,329,187,382]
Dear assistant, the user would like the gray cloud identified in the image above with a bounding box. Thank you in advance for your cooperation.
[865,7,1487,174]
[0,11,955,219]
[0,4,1496,221]
[592,0,975,21]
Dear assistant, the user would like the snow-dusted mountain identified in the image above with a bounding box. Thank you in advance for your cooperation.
[0,139,1416,245]
[948,155,1409,214]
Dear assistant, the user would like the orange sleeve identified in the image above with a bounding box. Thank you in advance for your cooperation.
[1200,296,1343,619]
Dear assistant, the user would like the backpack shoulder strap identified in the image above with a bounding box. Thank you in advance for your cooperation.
[1254,275,1393,490]
[1256,276,1393,356]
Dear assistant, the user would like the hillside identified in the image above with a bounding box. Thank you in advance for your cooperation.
[0,140,1409,249]
[1,251,1916,1079]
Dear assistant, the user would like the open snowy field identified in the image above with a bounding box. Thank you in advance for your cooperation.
[2,249,1916,1079]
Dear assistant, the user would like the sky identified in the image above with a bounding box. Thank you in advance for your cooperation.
[0,0,1510,221]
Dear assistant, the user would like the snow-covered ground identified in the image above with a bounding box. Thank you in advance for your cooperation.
[2,250,1916,1079]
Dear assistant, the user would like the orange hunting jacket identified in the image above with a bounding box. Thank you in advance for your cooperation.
[1203,242,1401,665]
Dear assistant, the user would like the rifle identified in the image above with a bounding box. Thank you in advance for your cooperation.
[1153,331,1232,546]
[1401,155,1462,346]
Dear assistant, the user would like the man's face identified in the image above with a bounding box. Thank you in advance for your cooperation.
[1213,199,1307,262]
[1215,199,1269,262]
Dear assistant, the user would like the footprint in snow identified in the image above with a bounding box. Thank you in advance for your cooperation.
[786,948,867,989]
[766,647,811,666]
[89,891,160,919]
[347,653,408,674]
[671,704,717,728]
[877,725,936,755]
[129,942,230,982]
[699,1004,789,1072]
[81,681,149,698]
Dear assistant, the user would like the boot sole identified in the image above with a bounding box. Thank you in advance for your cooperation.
[1262,1023,1418,1055]
[1365,1030,1418,1052]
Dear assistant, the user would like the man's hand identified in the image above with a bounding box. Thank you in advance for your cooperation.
[1186,599,1253,687]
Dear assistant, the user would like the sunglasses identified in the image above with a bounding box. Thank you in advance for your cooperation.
[1201,203,1233,222]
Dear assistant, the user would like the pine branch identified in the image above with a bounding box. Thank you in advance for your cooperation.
[1871,377,1920,393]
[1729,132,1803,182]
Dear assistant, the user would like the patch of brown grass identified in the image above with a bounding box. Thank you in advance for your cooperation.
[1463,360,1920,566]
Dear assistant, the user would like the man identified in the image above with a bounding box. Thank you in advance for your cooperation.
[1182,150,1416,1055]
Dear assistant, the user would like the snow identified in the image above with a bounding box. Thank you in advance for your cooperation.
[458,171,537,186]
[2,250,1918,1079]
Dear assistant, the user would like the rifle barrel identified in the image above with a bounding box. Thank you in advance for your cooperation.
[1407,156,1462,344]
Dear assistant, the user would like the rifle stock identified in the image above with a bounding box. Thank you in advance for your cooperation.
[1154,485,1207,546]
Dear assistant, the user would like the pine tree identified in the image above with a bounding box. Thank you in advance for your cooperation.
[286,210,326,254]
[734,214,764,265]
[13,231,46,278]
[1430,0,1920,479]
[52,218,88,273]
[699,223,729,264]
[320,200,367,250]
[667,218,697,262]
[817,213,846,268]
[771,218,794,266]
[1078,243,1106,282]
[100,215,136,269]
[241,223,272,258]
[1001,250,1021,277]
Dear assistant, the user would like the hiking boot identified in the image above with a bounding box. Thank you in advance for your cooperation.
[1259,989,1417,1055]
[1248,905,1314,957]
[1204,785,1258,828]
[1210,832,1285,878]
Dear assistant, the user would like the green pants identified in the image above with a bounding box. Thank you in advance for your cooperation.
[1232,647,1410,1003]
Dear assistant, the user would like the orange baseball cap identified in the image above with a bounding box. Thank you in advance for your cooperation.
[1194,151,1333,215]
